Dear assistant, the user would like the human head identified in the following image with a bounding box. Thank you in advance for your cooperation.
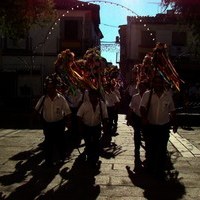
[104,83,112,93]
[43,73,63,95]
[152,74,165,92]
[88,89,99,103]
[138,81,148,94]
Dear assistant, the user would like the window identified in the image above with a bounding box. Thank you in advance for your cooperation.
[172,32,187,46]
[3,38,31,50]
[64,20,79,40]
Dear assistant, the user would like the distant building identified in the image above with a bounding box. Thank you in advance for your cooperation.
[119,10,199,85]
[0,0,102,109]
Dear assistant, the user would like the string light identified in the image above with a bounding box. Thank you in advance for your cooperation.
[101,43,120,52]
[33,0,156,52]
[85,0,156,45]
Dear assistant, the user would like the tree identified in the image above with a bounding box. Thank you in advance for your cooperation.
[0,0,57,41]
[161,0,200,56]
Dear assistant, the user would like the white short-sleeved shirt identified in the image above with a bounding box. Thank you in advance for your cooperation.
[66,89,83,108]
[105,91,120,107]
[140,90,175,125]
[128,84,138,97]
[83,89,89,102]
[114,88,121,100]
[77,100,108,127]
[35,93,71,122]
[129,93,142,117]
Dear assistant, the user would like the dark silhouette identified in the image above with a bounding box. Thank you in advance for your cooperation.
[126,150,186,200]
[0,147,66,200]
[36,153,100,200]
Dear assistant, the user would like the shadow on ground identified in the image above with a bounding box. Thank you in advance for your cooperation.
[126,151,186,200]
[0,136,100,200]
[35,153,101,200]
[0,146,62,200]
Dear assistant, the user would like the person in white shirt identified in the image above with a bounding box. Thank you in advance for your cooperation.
[77,89,108,169]
[112,83,121,134]
[104,84,120,137]
[140,74,177,179]
[124,72,138,113]
[64,87,83,147]
[127,81,147,171]
[35,77,71,167]
[125,67,139,103]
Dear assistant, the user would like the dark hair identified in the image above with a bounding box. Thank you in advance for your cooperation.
[152,74,164,82]
[44,73,64,89]
[89,89,99,96]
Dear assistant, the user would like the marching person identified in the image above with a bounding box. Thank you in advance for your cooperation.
[127,81,148,171]
[77,89,109,170]
[140,74,178,179]
[104,83,120,137]
[64,86,83,147]
[35,75,71,167]
[111,81,121,135]
[124,68,138,104]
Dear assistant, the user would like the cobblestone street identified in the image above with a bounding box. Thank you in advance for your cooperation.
[0,115,200,200]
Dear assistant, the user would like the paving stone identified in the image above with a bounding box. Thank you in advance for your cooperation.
[0,114,200,199]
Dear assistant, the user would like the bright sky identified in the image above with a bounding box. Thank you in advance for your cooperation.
[80,0,165,65]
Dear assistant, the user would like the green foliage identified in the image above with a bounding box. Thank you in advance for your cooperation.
[161,1,200,39]
[0,0,57,41]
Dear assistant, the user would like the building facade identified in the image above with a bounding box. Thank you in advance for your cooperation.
[119,11,199,85]
[0,0,102,110]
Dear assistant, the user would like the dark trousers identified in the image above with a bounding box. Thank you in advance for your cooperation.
[132,113,142,161]
[107,106,117,134]
[70,107,81,146]
[43,119,66,164]
[82,124,101,165]
[143,123,170,175]
[113,107,118,133]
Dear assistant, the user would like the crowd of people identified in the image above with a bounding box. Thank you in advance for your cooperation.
[35,75,121,172]
[34,43,180,181]
[34,71,179,181]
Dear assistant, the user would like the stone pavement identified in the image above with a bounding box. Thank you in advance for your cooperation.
[0,114,200,200]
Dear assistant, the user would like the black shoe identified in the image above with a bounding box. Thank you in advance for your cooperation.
[134,162,143,173]
[112,132,119,136]
[89,160,101,175]
[56,159,65,166]
[44,161,54,168]
[93,162,101,175]
[38,141,46,149]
